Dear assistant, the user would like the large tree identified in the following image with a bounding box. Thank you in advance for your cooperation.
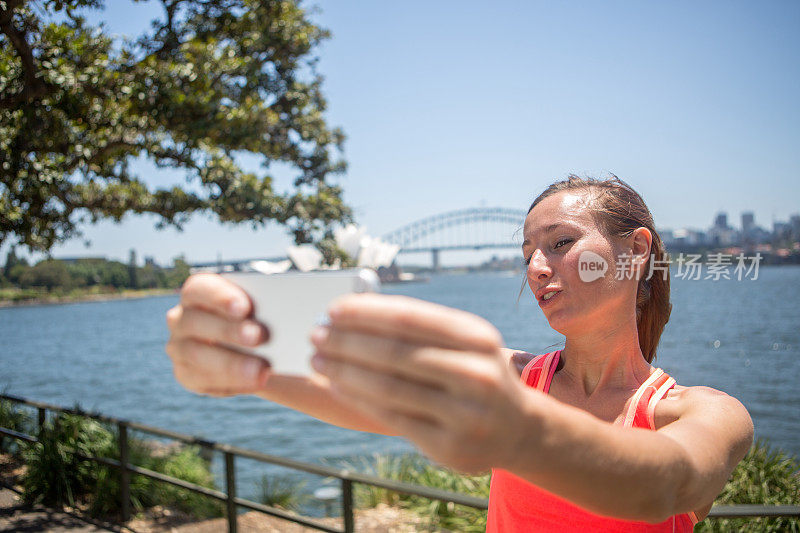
[0,0,350,258]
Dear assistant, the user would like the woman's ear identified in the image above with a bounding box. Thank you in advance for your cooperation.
[631,227,653,278]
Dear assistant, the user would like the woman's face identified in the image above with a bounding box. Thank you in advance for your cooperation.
[522,190,642,336]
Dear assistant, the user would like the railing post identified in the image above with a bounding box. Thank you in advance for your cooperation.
[37,407,46,432]
[119,421,131,523]
[342,478,354,533]
[225,450,237,533]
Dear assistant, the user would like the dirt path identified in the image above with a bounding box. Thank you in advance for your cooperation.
[1,489,425,533]
[127,504,425,532]
[0,487,122,532]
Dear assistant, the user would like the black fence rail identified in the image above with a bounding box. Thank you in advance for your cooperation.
[1,393,798,532]
[0,393,487,532]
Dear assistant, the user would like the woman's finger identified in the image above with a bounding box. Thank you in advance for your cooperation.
[166,337,270,395]
[180,273,253,320]
[327,293,502,353]
[170,306,269,347]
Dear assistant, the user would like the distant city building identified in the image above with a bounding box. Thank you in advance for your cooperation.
[708,211,738,246]
[773,221,792,241]
[739,212,768,248]
[670,228,707,246]
[741,212,754,236]
[791,215,800,240]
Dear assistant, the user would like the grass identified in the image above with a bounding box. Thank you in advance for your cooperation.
[256,473,310,512]
[0,287,47,303]
[338,453,490,532]
[0,286,174,305]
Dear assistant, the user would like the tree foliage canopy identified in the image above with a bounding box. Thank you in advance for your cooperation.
[1,0,350,255]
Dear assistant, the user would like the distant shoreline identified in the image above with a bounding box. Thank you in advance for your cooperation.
[2,262,798,308]
[0,288,177,309]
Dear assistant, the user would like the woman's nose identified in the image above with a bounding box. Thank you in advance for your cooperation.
[527,249,552,279]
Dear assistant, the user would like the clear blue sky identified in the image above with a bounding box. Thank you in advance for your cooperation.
[14,1,800,266]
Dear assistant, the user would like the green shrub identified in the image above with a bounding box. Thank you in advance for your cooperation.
[22,413,113,508]
[697,438,800,532]
[89,437,223,520]
[20,411,222,520]
[0,398,32,455]
[89,435,154,517]
[88,435,163,518]
[18,260,73,291]
[149,445,224,519]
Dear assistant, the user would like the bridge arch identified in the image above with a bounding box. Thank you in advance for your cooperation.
[381,207,528,269]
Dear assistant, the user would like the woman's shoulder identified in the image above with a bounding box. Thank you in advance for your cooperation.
[654,382,740,430]
[501,348,531,376]
[662,382,736,405]
[501,348,554,377]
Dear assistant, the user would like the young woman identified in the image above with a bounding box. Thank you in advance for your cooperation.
[166,175,754,531]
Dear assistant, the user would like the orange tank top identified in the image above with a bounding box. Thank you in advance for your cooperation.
[486,350,699,532]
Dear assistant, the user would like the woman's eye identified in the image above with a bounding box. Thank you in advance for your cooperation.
[554,238,572,249]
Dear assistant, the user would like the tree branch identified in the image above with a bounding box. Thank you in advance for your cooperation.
[0,1,50,107]
[63,138,201,176]
[153,0,184,58]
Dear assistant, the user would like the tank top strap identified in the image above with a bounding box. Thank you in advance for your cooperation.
[623,369,676,429]
[520,352,678,431]
[520,350,561,390]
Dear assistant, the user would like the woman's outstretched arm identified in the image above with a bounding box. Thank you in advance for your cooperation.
[504,386,753,522]
[254,373,397,434]
[312,293,754,523]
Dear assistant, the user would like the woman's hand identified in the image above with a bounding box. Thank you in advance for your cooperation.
[310,293,539,474]
[165,273,271,397]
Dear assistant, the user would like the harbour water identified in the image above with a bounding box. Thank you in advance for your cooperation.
[1,267,798,503]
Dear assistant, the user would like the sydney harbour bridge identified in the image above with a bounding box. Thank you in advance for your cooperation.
[192,207,528,271]
[380,207,527,270]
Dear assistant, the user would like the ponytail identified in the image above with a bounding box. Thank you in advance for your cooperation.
[635,231,672,363]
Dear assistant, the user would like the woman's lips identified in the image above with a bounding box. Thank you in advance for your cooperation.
[538,290,562,308]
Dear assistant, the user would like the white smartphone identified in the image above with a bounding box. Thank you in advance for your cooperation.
[220,268,380,376]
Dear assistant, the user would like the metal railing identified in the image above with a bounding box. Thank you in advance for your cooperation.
[1,393,798,531]
[0,394,487,532]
